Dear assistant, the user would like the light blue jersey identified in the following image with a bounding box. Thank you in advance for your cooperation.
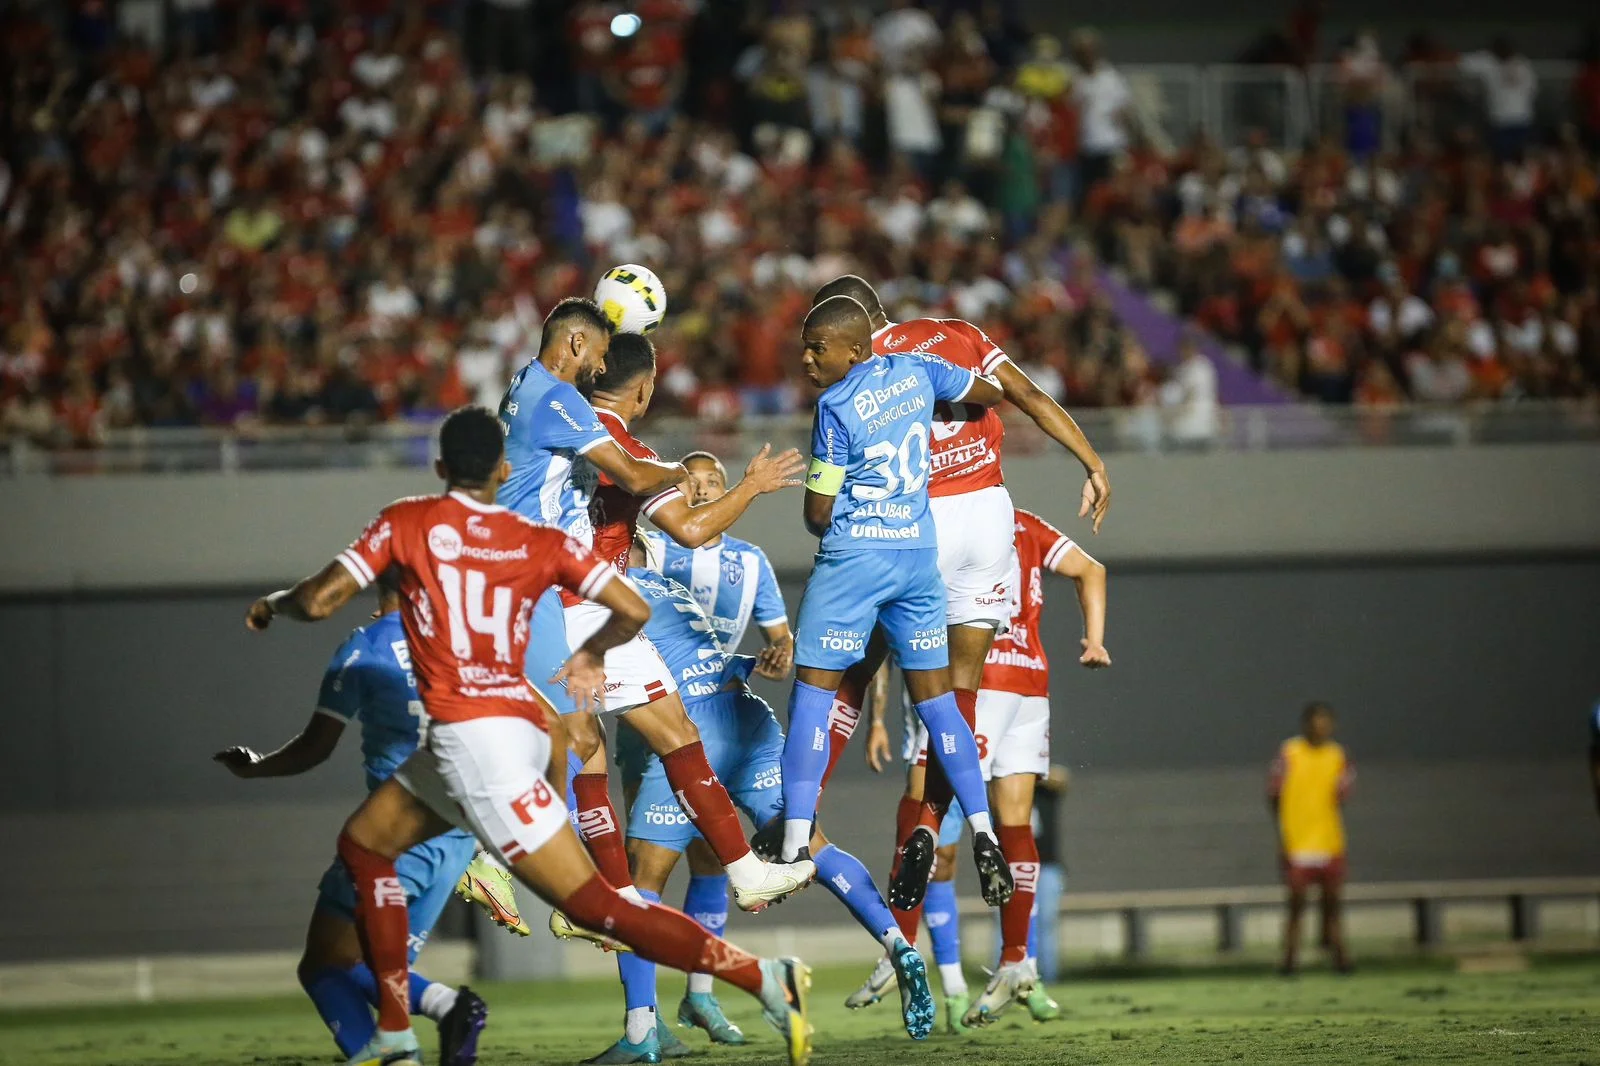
[627,567,756,703]
[314,612,428,792]
[496,359,612,543]
[807,352,980,553]
[617,568,784,853]
[313,612,477,961]
[642,531,788,651]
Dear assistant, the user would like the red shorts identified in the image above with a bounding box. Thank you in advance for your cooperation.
[1282,854,1346,892]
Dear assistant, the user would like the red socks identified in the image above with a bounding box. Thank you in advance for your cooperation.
[573,773,634,889]
[888,794,927,944]
[997,824,1039,965]
[819,674,866,792]
[661,742,753,864]
[337,831,412,1033]
[563,873,765,995]
[918,689,978,831]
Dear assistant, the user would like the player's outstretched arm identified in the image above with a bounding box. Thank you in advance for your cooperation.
[864,659,893,772]
[1052,543,1109,668]
[652,443,806,548]
[214,711,346,779]
[551,574,651,714]
[994,360,1112,534]
[246,560,363,629]
[585,438,689,499]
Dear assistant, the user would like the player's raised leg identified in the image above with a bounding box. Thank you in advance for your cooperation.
[336,777,460,1065]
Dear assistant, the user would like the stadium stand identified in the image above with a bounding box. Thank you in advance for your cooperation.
[0,1,1595,454]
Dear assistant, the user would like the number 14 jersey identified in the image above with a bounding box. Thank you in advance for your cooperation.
[337,491,615,727]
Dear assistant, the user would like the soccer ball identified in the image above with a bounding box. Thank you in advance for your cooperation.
[594,264,667,334]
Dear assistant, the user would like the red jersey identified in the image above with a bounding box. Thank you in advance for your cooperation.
[339,492,614,725]
[559,409,682,605]
[981,509,1076,697]
[871,318,1008,497]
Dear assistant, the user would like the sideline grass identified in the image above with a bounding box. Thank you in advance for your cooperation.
[1,957,1597,1065]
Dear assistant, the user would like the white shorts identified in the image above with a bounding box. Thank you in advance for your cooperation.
[564,599,679,715]
[393,716,568,865]
[910,690,1051,781]
[929,484,1019,630]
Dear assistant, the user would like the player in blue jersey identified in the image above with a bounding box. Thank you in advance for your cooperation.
[767,295,1007,1039]
[214,580,520,1066]
[495,297,687,727]
[634,451,795,1046]
[643,451,793,672]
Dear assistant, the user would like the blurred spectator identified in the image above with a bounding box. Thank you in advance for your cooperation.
[1162,331,1219,447]
[1459,37,1538,161]
[1070,30,1130,208]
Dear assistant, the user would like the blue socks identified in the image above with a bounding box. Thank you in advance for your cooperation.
[913,693,992,829]
[616,888,662,1010]
[924,879,962,967]
[781,681,836,857]
[306,964,437,1055]
[1027,898,1040,961]
[684,874,729,939]
[303,965,377,1056]
[814,843,899,944]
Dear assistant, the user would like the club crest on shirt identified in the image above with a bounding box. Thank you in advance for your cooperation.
[722,556,745,586]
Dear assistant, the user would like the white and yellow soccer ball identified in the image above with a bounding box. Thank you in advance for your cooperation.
[594,264,667,334]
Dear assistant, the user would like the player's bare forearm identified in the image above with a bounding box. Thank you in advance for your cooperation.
[996,361,1111,530]
[658,444,805,546]
[588,440,688,498]
[248,561,362,629]
[754,623,795,680]
[582,580,650,655]
[866,659,892,726]
[214,712,344,778]
[1075,559,1108,652]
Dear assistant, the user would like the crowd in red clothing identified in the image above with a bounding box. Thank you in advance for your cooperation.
[1,0,1596,451]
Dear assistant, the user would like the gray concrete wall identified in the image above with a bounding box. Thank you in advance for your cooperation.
[3,443,1598,593]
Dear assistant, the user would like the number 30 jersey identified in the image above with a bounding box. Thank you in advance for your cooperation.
[808,351,980,553]
[337,491,615,726]
[872,319,1009,498]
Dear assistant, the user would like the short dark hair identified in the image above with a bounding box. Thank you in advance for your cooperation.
[539,296,613,353]
[805,293,871,335]
[1302,701,1334,724]
[812,275,884,319]
[590,332,656,394]
[438,405,505,487]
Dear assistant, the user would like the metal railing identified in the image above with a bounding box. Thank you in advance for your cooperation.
[4,401,1596,478]
[1123,60,1581,153]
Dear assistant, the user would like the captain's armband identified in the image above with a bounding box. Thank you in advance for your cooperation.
[805,457,845,496]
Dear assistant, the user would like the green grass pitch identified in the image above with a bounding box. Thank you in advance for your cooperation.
[3,957,1597,1065]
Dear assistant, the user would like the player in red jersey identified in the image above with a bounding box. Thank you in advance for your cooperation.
[244,407,813,1066]
[850,508,1109,1020]
[553,334,816,927]
[806,275,1110,914]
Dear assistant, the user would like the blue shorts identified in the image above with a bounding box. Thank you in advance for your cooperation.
[794,548,948,672]
[316,829,478,963]
[625,689,785,854]
[524,587,576,717]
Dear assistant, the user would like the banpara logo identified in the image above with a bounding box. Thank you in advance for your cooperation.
[428,524,463,561]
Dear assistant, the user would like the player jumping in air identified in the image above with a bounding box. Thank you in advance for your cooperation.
[1269,701,1355,975]
[216,576,526,1065]
[243,407,813,1066]
[497,303,814,917]
[804,275,1109,920]
[548,332,813,935]
[778,294,1008,1039]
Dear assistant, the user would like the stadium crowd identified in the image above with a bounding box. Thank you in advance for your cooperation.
[1,0,1597,448]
